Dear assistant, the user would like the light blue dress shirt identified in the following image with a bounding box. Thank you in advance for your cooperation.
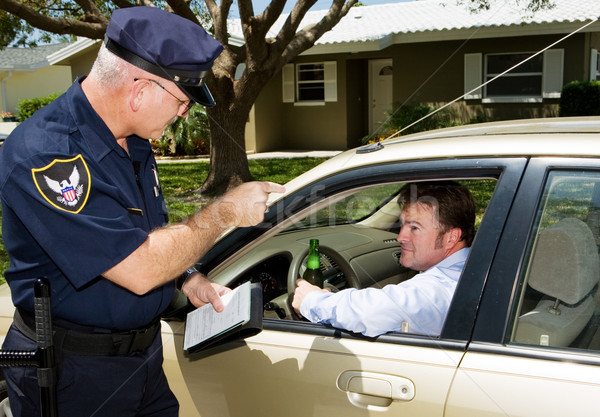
[299,247,470,337]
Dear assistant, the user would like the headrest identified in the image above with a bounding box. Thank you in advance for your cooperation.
[528,217,599,304]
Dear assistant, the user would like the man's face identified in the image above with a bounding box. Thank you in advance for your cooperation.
[134,78,191,140]
[396,202,449,271]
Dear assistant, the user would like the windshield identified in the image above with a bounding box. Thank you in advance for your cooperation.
[286,183,402,231]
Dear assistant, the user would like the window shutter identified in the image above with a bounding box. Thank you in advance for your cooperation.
[542,49,564,98]
[282,64,295,103]
[591,49,598,81]
[464,53,482,100]
[324,61,337,102]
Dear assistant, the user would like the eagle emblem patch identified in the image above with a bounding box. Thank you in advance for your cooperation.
[32,155,91,213]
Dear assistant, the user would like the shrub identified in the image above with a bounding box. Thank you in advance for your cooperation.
[364,102,459,143]
[151,137,172,156]
[559,80,600,117]
[17,93,60,121]
[158,105,211,156]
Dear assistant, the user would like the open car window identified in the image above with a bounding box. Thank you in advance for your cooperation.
[223,176,498,339]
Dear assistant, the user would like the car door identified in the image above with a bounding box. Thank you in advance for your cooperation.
[161,158,527,417]
[446,158,600,417]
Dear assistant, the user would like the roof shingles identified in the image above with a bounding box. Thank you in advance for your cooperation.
[0,43,71,70]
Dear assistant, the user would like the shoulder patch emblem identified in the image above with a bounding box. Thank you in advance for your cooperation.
[32,155,91,213]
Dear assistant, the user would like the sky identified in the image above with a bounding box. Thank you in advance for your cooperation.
[247,0,414,14]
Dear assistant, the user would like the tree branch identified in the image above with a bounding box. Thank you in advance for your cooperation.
[165,0,199,25]
[281,0,356,62]
[206,0,232,45]
[0,0,108,38]
[112,0,137,9]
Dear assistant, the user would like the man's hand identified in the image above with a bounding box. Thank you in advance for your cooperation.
[182,272,231,311]
[216,181,285,228]
[292,279,327,316]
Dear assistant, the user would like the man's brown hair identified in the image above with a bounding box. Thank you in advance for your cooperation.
[398,181,476,246]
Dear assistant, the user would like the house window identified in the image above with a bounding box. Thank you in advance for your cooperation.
[485,53,543,98]
[297,63,325,101]
[282,62,337,104]
[464,49,563,102]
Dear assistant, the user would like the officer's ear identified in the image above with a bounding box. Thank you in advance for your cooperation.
[130,78,148,112]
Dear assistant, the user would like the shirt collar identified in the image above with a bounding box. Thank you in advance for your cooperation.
[429,247,471,271]
[67,77,152,162]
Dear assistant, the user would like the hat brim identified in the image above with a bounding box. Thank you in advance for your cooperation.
[178,83,216,108]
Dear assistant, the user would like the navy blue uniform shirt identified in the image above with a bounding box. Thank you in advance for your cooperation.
[0,77,173,330]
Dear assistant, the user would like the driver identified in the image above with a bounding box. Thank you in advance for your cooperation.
[292,181,475,337]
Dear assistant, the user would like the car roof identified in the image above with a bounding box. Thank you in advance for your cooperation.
[269,116,600,203]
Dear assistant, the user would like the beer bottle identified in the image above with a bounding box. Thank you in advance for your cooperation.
[302,239,325,288]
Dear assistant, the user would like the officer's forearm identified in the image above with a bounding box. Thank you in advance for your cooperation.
[103,181,283,295]
[102,198,236,295]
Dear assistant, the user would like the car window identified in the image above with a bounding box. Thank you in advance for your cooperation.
[246,177,498,337]
[509,170,600,351]
[285,183,403,230]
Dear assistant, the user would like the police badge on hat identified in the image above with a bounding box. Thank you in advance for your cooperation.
[32,155,91,213]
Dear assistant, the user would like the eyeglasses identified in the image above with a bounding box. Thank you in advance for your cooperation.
[134,78,194,114]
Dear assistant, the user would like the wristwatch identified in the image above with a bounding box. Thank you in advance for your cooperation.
[177,267,198,290]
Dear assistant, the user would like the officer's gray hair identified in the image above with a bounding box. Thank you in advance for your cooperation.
[89,44,133,89]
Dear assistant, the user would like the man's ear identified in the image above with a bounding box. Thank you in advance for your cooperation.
[445,227,462,248]
[130,79,147,112]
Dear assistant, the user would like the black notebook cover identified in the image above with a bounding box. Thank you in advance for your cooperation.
[184,281,263,354]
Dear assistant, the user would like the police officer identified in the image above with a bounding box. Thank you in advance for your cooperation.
[0,7,284,416]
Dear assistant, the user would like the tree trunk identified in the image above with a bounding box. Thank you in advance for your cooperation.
[199,105,253,196]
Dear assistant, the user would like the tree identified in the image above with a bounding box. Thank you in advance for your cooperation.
[0,0,554,195]
[0,0,359,195]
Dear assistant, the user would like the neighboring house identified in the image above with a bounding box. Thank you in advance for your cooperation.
[233,0,600,152]
[0,43,73,118]
[3,0,600,152]
[0,38,98,137]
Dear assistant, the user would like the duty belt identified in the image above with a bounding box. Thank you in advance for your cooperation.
[14,307,160,356]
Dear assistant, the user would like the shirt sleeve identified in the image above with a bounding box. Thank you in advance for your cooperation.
[300,267,460,337]
[2,155,148,289]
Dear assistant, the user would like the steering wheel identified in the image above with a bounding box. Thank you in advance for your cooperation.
[286,245,361,320]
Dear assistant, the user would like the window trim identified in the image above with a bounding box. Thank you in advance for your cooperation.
[591,48,600,81]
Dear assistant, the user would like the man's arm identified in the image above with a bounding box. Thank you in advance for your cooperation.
[103,181,285,295]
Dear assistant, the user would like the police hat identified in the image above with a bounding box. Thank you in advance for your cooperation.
[104,6,223,107]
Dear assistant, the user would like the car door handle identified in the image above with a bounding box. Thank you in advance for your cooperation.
[336,370,415,409]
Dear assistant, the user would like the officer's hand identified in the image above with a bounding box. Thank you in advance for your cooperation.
[182,272,231,311]
[216,181,285,228]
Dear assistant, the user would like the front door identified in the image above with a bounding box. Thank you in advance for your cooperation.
[369,59,393,136]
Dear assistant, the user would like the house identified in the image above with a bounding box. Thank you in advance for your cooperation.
[236,0,600,152]
[2,0,600,152]
[0,42,75,135]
